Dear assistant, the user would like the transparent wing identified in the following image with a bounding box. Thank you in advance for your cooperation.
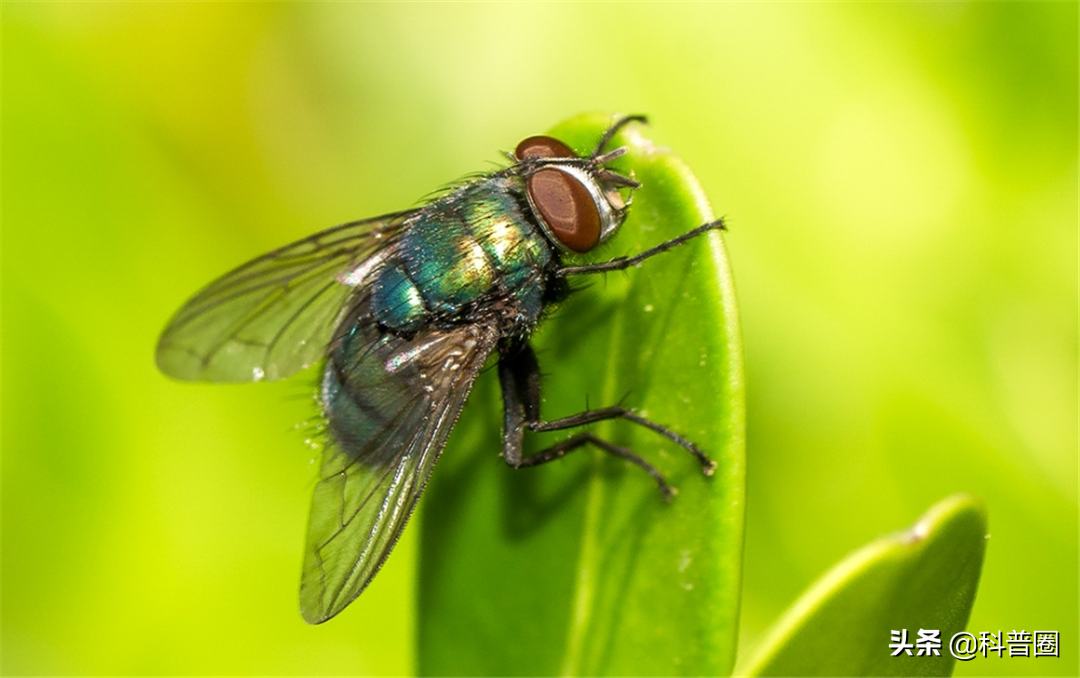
[156,210,416,382]
[301,300,499,623]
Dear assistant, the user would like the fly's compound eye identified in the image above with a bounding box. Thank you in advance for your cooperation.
[527,168,601,253]
[516,134,620,253]
[515,136,576,161]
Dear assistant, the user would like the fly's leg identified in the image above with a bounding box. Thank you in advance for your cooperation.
[497,341,715,501]
[590,114,648,158]
[555,219,726,278]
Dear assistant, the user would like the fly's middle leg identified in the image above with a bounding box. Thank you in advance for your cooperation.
[497,340,715,500]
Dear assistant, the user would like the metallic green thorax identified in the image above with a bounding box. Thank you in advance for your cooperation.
[370,174,553,336]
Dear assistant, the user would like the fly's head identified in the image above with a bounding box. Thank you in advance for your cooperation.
[514,116,645,254]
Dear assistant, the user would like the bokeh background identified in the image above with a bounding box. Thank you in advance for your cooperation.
[3,2,1076,676]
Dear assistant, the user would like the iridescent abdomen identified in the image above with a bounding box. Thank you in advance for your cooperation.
[371,176,552,334]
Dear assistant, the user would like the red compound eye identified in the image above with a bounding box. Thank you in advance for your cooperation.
[515,135,577,161]
[527,168,601,253]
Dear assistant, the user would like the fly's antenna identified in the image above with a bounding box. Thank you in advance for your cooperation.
[591,114,649,158]
[595,167,640,189]
[591,146,628,167]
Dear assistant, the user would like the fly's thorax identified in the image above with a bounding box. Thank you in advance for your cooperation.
[459,182,552,288]
[371,265,425,333]
[370,179,552,335]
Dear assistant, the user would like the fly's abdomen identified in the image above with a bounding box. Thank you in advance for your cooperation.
[322,329,408,465]
[371,179,552,334]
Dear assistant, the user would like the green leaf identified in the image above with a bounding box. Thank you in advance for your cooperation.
[738,494,988,678]
[416,113,745,676]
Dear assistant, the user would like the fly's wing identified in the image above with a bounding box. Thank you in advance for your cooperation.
[157,211,416,382]
[302,301,500,623]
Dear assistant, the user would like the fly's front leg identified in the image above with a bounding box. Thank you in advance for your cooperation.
[555,219,726,278]
[497,341,715,501]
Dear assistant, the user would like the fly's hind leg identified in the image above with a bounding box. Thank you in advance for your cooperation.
[497,340,715,501]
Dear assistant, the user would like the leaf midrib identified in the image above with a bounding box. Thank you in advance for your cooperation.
[559,282,625,677]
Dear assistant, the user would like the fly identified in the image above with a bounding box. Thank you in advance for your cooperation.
[156,115,726,623]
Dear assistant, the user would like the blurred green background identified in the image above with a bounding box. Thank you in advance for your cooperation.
[2,2,1076,676]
